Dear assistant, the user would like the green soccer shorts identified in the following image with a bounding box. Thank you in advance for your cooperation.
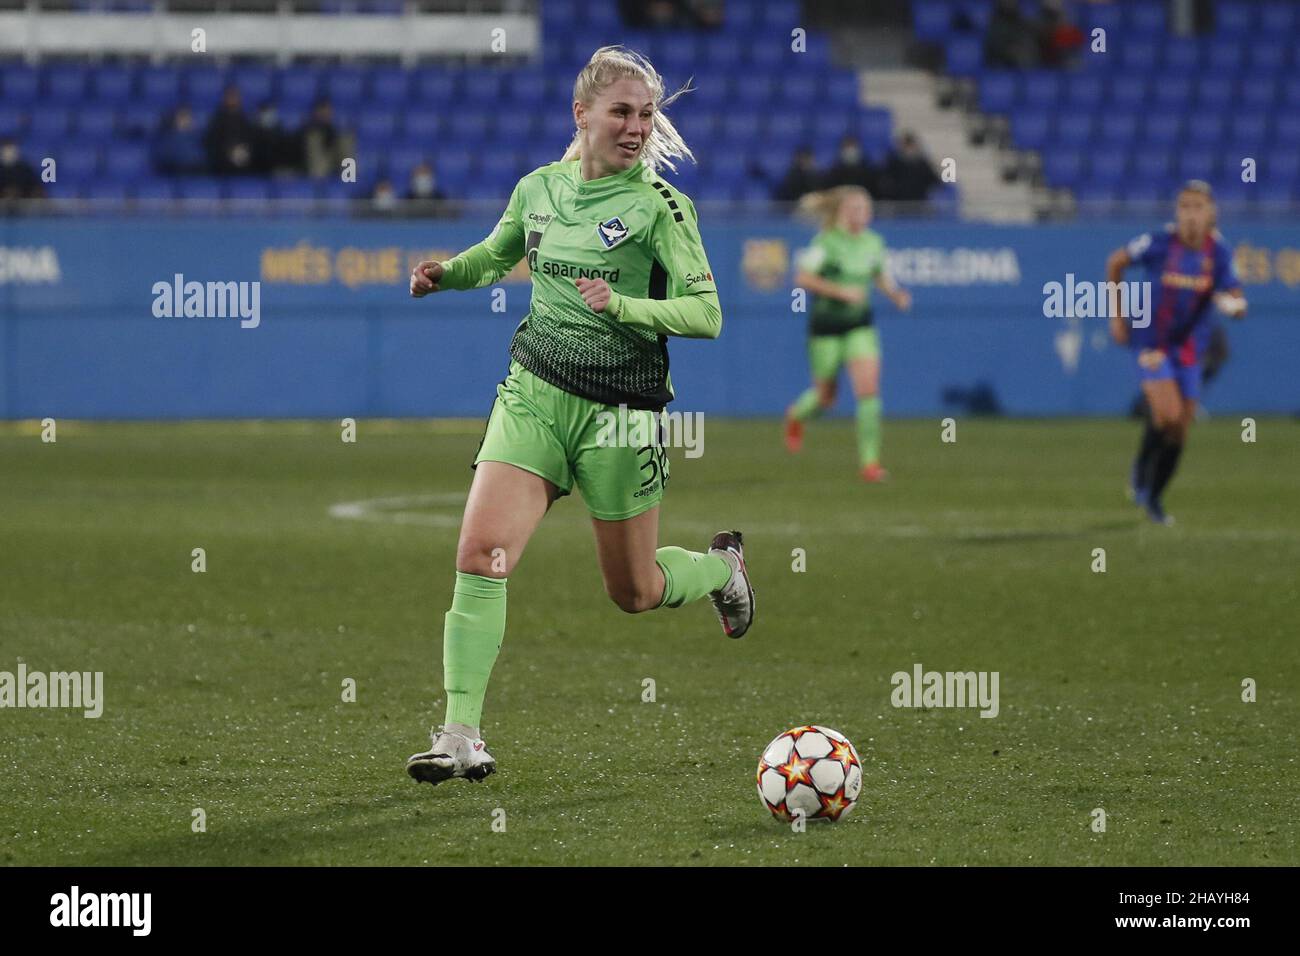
[808,326,880,382]
[473,360,670,521]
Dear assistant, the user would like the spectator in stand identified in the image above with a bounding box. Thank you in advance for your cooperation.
[300,98,355,179]
[822,135,879,194]
[204,85,257,175]
[0,138,44,200]
[153,106,208,176]
[365,178,399,216]
[983,0,1040,69]
[877,132,941,202]
[1037,0,1085,67]
[251,100,300,175]
[774,146,822,202]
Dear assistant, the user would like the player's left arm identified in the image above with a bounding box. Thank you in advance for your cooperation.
[873,263,911,312]
[576,197,722,339]
[1212,242,1247,319]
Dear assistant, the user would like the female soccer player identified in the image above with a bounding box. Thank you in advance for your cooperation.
[404,47,754,785]
[782,186,912,481]
[1106,180,1247,525]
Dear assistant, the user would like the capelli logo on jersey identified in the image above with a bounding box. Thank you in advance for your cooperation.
[597,216,630,249]
[528,212,554,226]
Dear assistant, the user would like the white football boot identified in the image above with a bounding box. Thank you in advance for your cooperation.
[406,726,496,785]
[707,530,755,639]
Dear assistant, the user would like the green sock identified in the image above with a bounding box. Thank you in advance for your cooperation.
[789,387,825,422]
[654,547,732,608]
[442,571,507,729]
[856,396,882,466]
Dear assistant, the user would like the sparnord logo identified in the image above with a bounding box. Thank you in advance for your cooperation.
[0,663,103,718]
[50,886,151,936]
[891,663,999,718]
[151,273,261,328]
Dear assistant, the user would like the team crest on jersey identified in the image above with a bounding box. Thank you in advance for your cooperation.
[597,216,630,249]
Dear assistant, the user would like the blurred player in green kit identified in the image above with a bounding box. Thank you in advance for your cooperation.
[404,47,755,786]
[783,186,912,482]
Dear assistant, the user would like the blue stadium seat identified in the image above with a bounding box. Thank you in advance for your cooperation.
[1185,116,1226,148]
[764,111,807,145]
[45,66,88,104]
[1229,113,1270,148]
[1124,2,1166,36]
[1248,39,1287,74]
[481,151,521,183]
[30,108,73,139]
[734,74,777,107]
[433,149,473,183]
[1131,152,1172,184]
[271,180,318,203]
[1119,39,1159,71]
[1162,39,1201,73]
[1022,72,1061,109]
[1011,111,1051,151]
[823,74,860,108]
[1260,1,1297,33]
[1054,114,1093,147]
[139,66,181,106]
[232,67,275,106]
[84,181,128,204]
[1252,179,1295,204]
[504,69,547,108]
[119,105,160,136]
[1263,150,1300,184]
[411,69,458,103]
[1273,122,1300,155]
[58,139,102,180]
[182,68,227,105]
[1151,77,1192,110]
[2,65,39,101]
[357,111,399,143]
[1141,114,1182,147]
[1194,77,1235,111]
[325,68,366,107]
[1042,150,1085,189]
[858,109,892,148]
[1240,76,1278,111]
[369,67,409,104]
[760,0,800,29]
[104,143,151,180]
[913,0,953,41]
[1098,113,1138,144]
[1174,150,1218,181]
[979,72,1017,114]
[1087,152,1128,188]
[226,179,272,203]
[720,113,762,143]
[92,66,134,102]
[1078,2,1122,34]
[1206,39,1245,74]
[782,74,818,107]
[77,107,117,140]
[946,36,983,76]
[704,35,744,71]
[402,110,439,142]
[279,68,323,108]
[0,107,24,138]
[494,109,536,141]
[132,179,176,202]
[1109,77,1149,110]
[447,114,490,141]
[1216,1,1257,36]
[1063,74,1103,109]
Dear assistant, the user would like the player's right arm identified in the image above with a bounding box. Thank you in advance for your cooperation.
[410,180,527,297]
[1105,244,1134,345]
[793,243,863,305]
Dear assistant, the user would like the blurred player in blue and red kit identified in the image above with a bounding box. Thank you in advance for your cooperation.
[1105,181,1247,525]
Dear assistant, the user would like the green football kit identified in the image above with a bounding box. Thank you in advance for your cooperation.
[788,226,891,468]
[432,158,732,731]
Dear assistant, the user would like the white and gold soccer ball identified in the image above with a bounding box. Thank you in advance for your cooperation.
[756,725,862,823]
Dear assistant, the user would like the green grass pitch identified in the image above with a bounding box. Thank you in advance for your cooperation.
[1,417,1297,866]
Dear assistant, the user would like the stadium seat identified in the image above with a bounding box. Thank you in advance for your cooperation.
[182,68,228,105]
[978,72,1017,114]
[1054,114,1093,148]
[76,107,117,140]
[912,0,953,42]
[232,67,276,106]
[279,68,323,108]
[1216,1,1256,36]
[1125,2,1166,36]
[1042,150,1085,189]
[946,36,983,76]
[1064,75,1103,110]
[1194,76,1235,111]
[1109,77,1150,110]
[325,68,366,107]
[1184,116,1227,148]
[0,108,25,138]
[45,66,88,104]
[1021,72,1062,109]
[1162,39,1201,73]
[1141,115,1182,147]
[1240,76,1278,111]
[1011,111,1051,151]
[30,108,73,139]
[1098,113,1138,145]
[57,139,102,180]
[1206,39,1245,74]
[91,66,135,103]
[823,74,861,109]
[1260,1,1297,33]
[1174,150,1218,181]
[104,143,151,179]
[369,67,410,104]
[139,66,181,106]
[1,65,39,101]
[1229,114,1270,148]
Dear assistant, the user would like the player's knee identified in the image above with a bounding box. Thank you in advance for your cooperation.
[816,383,837,407]
[605,581,659,614]
[455,539,511,578]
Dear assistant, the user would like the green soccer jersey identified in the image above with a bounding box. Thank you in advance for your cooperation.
[439,159,720,409]
[795,227,887,335]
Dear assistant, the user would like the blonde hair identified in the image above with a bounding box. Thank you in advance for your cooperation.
[560,45,695,174]
[797,185,873,230]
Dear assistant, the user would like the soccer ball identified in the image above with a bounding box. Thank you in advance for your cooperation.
[756,725,862,822]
